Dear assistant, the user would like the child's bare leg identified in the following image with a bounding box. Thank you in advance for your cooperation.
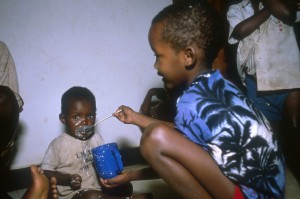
[140,123,235,199]
[282,90,300,185]
[22,165,49,199]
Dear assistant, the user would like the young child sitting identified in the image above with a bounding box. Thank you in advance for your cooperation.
[41,86,149,199]
[102,1,285,198]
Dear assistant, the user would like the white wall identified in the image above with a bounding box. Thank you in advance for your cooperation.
[0,0,172,169]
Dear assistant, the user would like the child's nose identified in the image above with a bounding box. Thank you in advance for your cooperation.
[82,118,88,125]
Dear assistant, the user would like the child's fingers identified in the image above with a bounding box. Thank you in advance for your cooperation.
[99,177,118,188]
[37,167,44,175]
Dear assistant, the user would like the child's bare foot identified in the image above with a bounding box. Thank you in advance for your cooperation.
[49,176,58,199]
[21,165,52,199]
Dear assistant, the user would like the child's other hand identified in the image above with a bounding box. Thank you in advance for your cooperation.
[113,105,136,124]
[70,174,82,190]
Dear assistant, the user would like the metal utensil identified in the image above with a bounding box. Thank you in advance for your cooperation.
[75,109,122,139]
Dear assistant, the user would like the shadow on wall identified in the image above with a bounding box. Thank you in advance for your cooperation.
[118,137,147,166]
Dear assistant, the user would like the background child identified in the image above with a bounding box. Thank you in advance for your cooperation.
[139,83,184,123]
[102,1,285,198]
[227,0,300,185]
[41,86,144,199]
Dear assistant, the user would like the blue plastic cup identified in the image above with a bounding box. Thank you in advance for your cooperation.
[92,142,124,179]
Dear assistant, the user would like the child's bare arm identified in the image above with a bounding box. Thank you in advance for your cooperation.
[100,167,159,188]
[43,170,82,190]
[262,0,297,25]
[114,105,173,130]
[231,8,270,41]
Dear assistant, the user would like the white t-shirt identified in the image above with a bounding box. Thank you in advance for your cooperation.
[41,132,104,199]
[227,1,300,91]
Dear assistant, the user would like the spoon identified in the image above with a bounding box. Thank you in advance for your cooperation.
[75,109,122,139]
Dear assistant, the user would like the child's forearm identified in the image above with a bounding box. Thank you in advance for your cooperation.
[43,170,71,186]
[231,8,270,41]
[262,0,297,24]
[132,111,173,130]
[127,167,159,181]
[132,111,159,128]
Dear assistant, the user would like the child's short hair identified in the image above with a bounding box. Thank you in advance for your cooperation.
[152,0,224,66]
[61,86,96,115]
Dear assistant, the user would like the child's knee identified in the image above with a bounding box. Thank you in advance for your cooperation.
[140,123,170,156]
[142,123,169,143]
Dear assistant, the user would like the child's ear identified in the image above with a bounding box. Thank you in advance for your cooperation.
[59,114,66,124]
[183,47,196,67]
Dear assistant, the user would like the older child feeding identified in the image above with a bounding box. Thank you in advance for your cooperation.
[104,1,285,198]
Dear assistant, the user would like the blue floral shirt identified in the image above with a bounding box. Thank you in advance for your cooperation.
[174,70,285,198]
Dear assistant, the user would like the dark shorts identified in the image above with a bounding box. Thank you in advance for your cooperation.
[245,76,289,121]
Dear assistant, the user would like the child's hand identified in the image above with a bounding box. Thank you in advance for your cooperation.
[69,174,82,190]
[99,172,130,188]
[113,106,137,124]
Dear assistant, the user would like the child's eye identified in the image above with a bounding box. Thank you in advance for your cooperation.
[73,115,80,121]
[87,114,95,119]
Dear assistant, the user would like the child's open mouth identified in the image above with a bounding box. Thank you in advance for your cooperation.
[75,125,94,140]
